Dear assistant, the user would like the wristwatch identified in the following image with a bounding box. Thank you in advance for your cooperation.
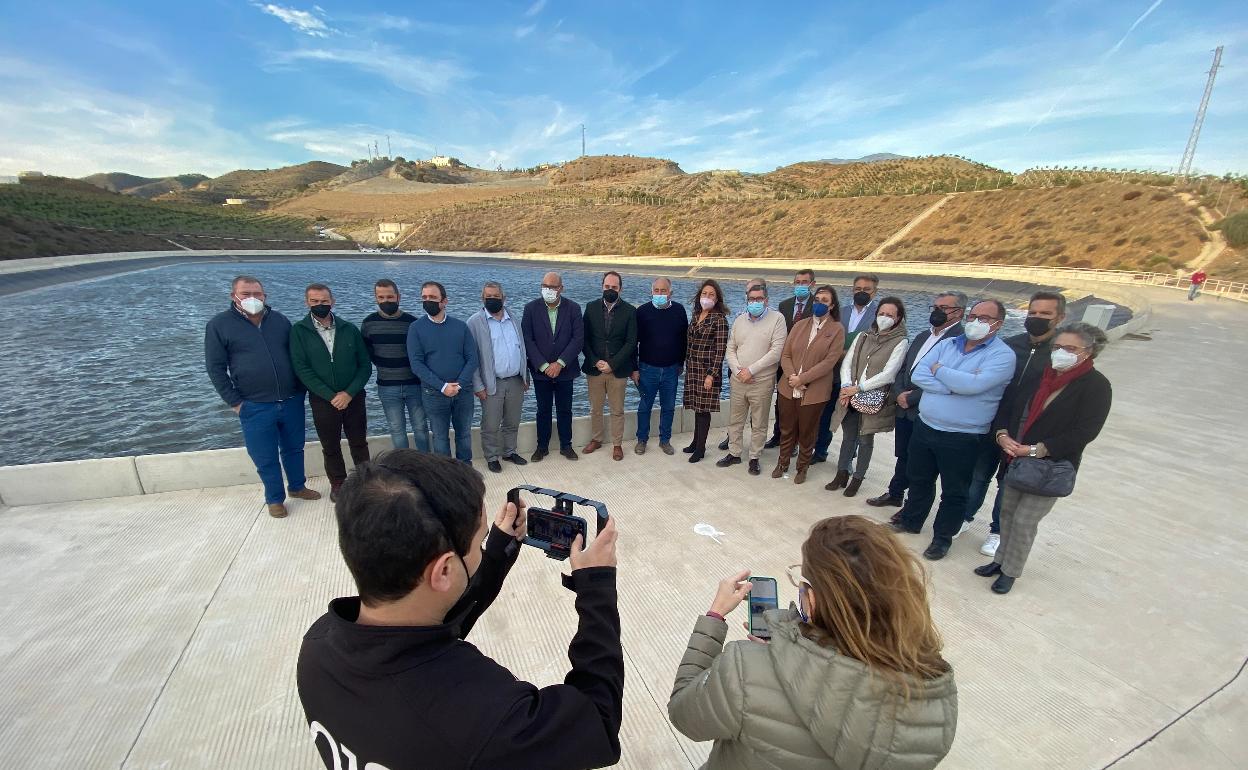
[1028,445,1038,457]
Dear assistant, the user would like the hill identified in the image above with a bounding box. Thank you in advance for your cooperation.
[816,153,907,164]
[81,172,208,198]
[765,155,1008,196]
[156,161,348,205]
[550,155,683,186]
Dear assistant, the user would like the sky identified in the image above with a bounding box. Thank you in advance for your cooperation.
[0,0,1244,178]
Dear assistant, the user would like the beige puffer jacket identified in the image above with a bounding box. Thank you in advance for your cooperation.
[668,609,958,770]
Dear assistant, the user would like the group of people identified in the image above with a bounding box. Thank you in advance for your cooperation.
[207,267,1114,592]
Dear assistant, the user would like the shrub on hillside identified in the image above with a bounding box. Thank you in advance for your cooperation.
[1211,211,1248,247]
[1123,190,1143,201]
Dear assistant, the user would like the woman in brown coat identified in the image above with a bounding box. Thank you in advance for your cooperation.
[773,285,846,483]
[683,279,730,463]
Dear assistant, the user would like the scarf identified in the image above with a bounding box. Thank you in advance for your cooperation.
[1019,358,1094,440]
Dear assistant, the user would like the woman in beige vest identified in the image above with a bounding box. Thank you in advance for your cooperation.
[828,297,910,497]
[772,285,846,484]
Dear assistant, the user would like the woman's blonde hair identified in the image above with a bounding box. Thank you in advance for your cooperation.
[800,515,949,697]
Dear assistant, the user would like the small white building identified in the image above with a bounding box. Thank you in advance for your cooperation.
[429,156,461,168]
[223,198,249,206]
[378,222,408,244]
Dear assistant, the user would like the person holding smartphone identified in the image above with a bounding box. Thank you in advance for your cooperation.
[668,515,958,769]
[297,450,623,770]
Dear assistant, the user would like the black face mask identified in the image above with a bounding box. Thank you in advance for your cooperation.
[423,300,443,316]
[483,297,504,314]
[853,291,871,307]
[603,289,619,303]
[377,301,399,315]
[929,309,948,327]
[1024,316,1052,337]
[310,304,332,318]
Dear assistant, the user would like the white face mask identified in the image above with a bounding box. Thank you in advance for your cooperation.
[1051,348,1081,371]
[700,296,716,310]
[238,296,265,315]
[541,287,559,304]
[964,319,993,341]
[876,315,896,331]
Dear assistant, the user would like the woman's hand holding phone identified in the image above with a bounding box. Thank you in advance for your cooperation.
[709,570,752,617]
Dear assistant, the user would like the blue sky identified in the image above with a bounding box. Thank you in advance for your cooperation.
[1,0,1244,178]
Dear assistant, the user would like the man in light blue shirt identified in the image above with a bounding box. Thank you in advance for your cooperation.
[892,299,1015,561]
[468,281,530,473]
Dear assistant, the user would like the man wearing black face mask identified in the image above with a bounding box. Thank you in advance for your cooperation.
[297,451,623,770]
[581,271,637,461]
[467,281,530,473]
[964,291,1066,558]
[362,279,430,452]
[291,283,373,502]
[407,281,479,463]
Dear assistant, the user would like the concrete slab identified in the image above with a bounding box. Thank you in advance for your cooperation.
[0,288,1245,769]
[0,455,142,505]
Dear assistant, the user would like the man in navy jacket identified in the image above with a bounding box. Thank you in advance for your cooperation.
[521,271,584,462]
[204,275,321,518]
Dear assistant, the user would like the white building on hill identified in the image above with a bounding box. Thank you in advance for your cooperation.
[378,222,408,244]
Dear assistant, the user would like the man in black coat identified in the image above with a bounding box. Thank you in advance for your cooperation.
[766,268,817,449]
[581,271,637,461]
[297,451,623,770]
[521,271,585,462]
[866,290,966,508]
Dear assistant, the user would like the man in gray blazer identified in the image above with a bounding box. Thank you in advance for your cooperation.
[866,290,966,508]
[468,281,530,473]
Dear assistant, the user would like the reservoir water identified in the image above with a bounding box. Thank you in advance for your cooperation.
[0,257,1028,466]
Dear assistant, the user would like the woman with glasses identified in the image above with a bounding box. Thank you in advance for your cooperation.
[668,515,958,769]
[827,296,910,497]
[975,322,1112,594]
[772,285,845,484]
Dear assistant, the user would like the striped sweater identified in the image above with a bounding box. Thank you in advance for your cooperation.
[361,311,420,386]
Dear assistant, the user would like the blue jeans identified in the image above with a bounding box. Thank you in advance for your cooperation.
[966,435,1004,534]
[377,384,429,451]
[238,396,308,504]
[422,387,475,462]
[636,362,680,443]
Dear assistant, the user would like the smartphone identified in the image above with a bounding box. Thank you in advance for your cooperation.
[525,508,587,557]
[747,577,780,640]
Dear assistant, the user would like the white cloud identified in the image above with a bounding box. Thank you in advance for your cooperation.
[525,0,547,18]
[269,45,470,95]
[255,3,336,38]
[264,121,435,161]
[515,24,536,39]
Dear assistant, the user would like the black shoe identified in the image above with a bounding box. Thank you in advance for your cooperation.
[890,520,922,534]
[764,435,780,449]
[560,447,579,461]
[974,562,1002,577]
[503,452,528,466]
[866,493,903,508]
[688,449,705,463]
[922,542,950,561]
[810,455,827,464]
[531,448,548,462]
[748,459,761,475]
[843,477,863,497]
[716,454,742,468]
[682,443,695,454]
[718,437,730,451]
[991,575,1015,594]
[487,460,502,473]
[824,470,850,491]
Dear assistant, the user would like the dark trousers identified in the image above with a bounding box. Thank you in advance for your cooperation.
[886,415,915,500]
[308,392,370,486]
[898,419,982,546]
[812,395,838,459]
[534,377,574,450]
[966,435,1004,534]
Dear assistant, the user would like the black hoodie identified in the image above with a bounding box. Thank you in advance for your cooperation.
[297,526,624,770]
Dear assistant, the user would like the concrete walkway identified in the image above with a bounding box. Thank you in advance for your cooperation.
[0,288,1244,769]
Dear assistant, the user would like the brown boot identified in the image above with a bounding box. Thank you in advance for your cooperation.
[825,469,849,491]
[289,487,321,501]
[771,462,788,479]
[794,468,808,484]
[267,503,288,518]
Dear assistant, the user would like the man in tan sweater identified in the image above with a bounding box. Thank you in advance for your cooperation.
[718,282,788,475]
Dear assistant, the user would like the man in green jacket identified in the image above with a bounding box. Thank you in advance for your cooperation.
[291,283,373,501]
[581,271,637,461]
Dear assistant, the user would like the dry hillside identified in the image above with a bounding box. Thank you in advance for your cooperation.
[765,155,1008,196]
[551,155,683,186]
[158,161,347,205]
[82,172,209,198]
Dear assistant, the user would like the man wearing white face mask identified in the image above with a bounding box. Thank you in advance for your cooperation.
[205,275,321,518]
[891,299,1015,561]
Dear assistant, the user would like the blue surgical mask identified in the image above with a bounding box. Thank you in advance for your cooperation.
[811,302,829,318]
[652,294,670,308]
[747,301,765,317]
[796,586,810,623]
[794,285,810,300]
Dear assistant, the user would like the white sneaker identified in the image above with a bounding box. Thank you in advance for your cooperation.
[953,520,971,539]
[980,533,1000,557]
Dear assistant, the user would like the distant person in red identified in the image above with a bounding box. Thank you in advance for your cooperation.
[1189,270,1208,300]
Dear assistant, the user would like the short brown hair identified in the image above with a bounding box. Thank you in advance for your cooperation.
[306,282,332,298]
[375,279,399,293]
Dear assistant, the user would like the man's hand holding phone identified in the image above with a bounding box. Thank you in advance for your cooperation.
[495,496,528,541]
[569,517,617,571]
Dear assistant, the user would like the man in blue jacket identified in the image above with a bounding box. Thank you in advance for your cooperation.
[204,275,322,518]
[521,272,584,462]
[892,299,1015,560]
[407,281,479,463]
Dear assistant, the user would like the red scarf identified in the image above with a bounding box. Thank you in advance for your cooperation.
[1019,358,1094,440]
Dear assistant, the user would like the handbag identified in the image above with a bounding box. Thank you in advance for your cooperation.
[1004,457,1077,497]
[849,388,888,414]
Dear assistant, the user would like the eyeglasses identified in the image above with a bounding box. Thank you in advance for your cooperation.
[965,314,1000,323]
[541,284,561,290]
[930,304,961,313]
[785,564,811,588]
[1054,344,1089,353]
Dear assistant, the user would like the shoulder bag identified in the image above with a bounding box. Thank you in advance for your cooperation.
[1004,457,1077,497]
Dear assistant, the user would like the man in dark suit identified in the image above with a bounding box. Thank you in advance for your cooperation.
[866,290,966,508]
[765,269,817,449]
[521,271,584,462]
[581,271,637,461]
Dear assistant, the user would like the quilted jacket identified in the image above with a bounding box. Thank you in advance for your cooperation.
[669,609,958,770]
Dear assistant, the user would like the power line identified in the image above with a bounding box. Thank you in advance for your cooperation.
[1178,45,1223,178]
